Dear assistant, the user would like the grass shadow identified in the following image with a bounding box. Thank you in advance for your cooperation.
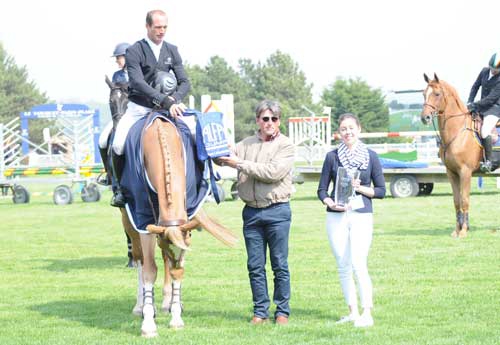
[380,225,498,237]
[31,298,139,335]
[42,256,126,272]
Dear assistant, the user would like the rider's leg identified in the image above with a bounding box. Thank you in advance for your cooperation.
[97,122,113,185]
[480,115,498,172]
[110,103,151,207]
[110,151,126,207]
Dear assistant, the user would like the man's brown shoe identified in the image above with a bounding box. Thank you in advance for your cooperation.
[250,316,269,325]
[275,315,289,325]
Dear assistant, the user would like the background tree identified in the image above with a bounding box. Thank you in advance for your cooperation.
[239,51,317,138]
[186,56,256,141]
[187,52,319,140]
[320,77,389,134]
[0,43,49,144]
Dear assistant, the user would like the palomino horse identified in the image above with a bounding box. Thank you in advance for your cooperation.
[104,77,237,336]
[112,114,237,337]
[421,73,482,238]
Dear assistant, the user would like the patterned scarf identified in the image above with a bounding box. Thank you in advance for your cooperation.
[338,141,370,174]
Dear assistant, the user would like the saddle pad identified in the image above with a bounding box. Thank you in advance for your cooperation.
[121,112,210,233]
[195,111,231,159]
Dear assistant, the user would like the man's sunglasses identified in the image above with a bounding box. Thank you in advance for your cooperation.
[261,116,280,123]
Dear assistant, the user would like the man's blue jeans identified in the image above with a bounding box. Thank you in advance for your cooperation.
[242,202,291,318]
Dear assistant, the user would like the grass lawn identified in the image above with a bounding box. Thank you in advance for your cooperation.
[0,178,499,344]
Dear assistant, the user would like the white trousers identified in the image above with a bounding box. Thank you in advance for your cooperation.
[326,211,373,309]
[481,114,499,138]
[98,121,113,149]
[112,101,152,155]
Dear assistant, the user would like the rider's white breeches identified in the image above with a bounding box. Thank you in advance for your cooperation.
[481,114,499,138]
[98,121,113,149]
[112,101,152,155]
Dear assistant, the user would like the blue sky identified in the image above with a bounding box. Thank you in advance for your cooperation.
[0,0,494,105]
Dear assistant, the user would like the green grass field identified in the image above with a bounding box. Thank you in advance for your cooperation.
[0,179,499,344]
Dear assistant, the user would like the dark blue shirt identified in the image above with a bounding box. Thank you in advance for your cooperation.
[112,69,128,84]
[317,148,386,213]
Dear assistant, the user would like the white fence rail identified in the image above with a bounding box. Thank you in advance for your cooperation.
[295,141,440,164]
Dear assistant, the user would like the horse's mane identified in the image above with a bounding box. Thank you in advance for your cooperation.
[434,79,467,113]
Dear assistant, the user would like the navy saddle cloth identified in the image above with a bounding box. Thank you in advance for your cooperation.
[119,112,210,233]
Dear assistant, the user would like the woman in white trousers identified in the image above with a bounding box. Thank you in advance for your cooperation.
[317,113,386,327]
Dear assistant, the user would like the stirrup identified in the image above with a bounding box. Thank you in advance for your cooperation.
[480,161,492,173]
[96,172,111,186]
[110,190,126,207]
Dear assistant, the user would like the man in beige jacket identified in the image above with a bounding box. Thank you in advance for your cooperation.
[217,100,294,326]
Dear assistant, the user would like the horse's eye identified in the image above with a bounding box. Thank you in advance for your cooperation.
[434,93,440,97]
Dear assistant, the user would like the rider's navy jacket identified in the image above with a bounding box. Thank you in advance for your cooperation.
[126,39,191,108]
[468,67,500,116]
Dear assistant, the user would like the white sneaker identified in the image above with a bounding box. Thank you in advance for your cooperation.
[354,314,374,327]
[335,314,359,324]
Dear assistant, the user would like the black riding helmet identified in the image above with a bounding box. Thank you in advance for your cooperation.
[153,71,177,96]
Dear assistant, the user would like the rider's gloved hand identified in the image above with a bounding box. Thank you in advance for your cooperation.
[160,95,175,110]
[467,103,477,113]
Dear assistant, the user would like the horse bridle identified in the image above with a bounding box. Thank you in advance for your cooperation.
[423,87,475,159]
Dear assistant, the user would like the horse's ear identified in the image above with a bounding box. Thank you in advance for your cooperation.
[424,73,430,83]
[434,73,440,82]
[105,75,113,89]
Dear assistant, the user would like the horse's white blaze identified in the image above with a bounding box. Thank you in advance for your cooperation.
[425,87,432,101]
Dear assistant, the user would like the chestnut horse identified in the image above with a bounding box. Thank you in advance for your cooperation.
[421,73,482,238]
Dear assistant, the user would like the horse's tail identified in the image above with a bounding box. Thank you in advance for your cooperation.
[191,208,238,247]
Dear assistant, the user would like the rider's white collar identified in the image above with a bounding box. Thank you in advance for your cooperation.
[145,37,162,61]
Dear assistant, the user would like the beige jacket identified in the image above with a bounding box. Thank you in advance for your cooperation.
[235,132,295,208]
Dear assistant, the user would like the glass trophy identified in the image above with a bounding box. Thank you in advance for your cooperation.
[334,167,360,207]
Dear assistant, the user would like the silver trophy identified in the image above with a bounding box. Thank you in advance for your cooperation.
[334,167,360,207]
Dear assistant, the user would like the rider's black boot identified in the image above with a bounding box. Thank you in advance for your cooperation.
[110,152,126,207]
[480,136,493,173]
[97,147,111,186]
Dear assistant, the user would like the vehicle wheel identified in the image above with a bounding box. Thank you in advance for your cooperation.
[418,183,434,195]
[293,174,305,185]
[12,185,30,204]
[390,175,419,198]
[81,183,101,202]
[230,181,239,200]
[53,185,73,205]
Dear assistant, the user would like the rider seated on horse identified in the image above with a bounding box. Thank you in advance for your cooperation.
[98,42,131,187]
[467,52,500,172]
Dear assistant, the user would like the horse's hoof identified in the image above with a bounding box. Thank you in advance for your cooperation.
[141,320,158,338]
[161,304,171,314]
[458,230,468,238]
[141,329,159,338]
[132,305,143,316]
[169,321,185,329]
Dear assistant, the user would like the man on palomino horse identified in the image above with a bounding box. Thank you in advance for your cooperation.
[467,52,500,172]
[110,9,190,207]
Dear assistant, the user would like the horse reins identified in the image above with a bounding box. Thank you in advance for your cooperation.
[423,97,475,160]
